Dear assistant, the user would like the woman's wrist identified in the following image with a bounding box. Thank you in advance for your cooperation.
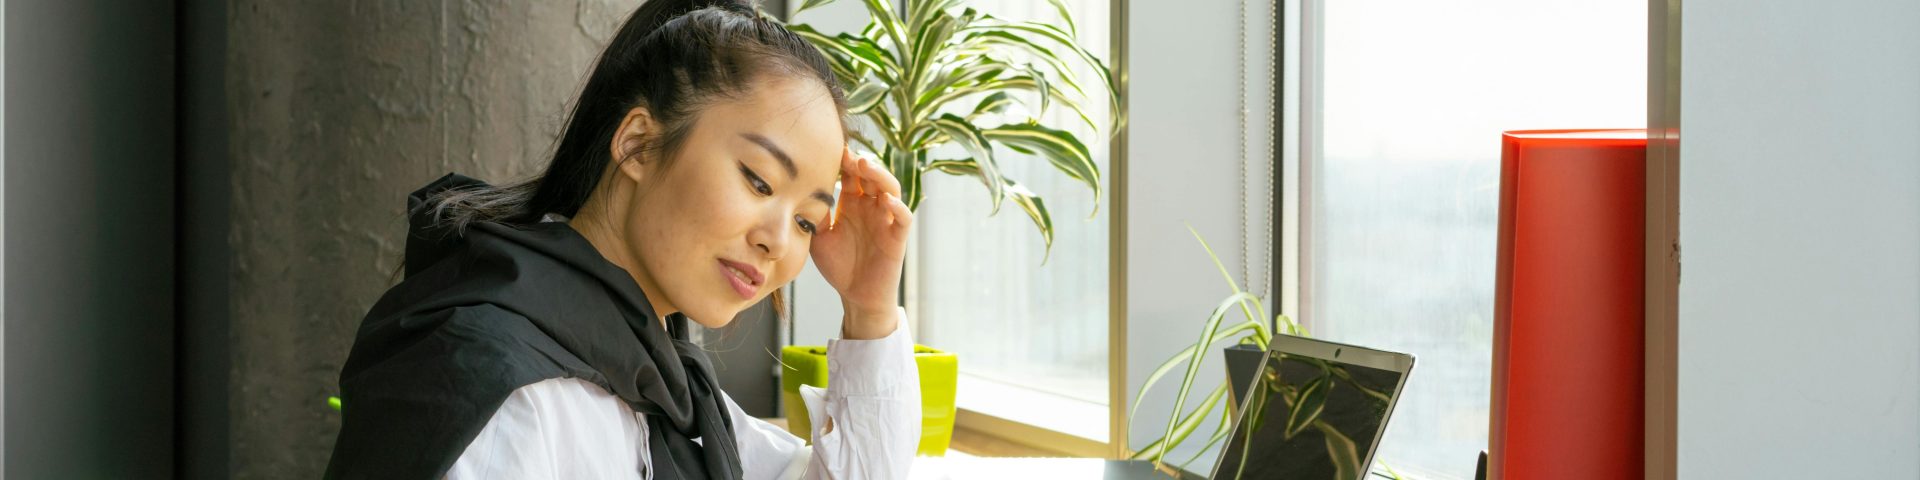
[840,302,900,340]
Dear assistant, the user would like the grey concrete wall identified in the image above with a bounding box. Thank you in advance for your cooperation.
[1676,0,1920,476]
[227,1,639,477]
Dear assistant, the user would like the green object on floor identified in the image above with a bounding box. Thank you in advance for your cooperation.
[779,344,959,456]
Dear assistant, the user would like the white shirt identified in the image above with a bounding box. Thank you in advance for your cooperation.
[445,311,922,480]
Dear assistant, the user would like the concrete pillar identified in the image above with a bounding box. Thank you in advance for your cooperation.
[227,1,640,476]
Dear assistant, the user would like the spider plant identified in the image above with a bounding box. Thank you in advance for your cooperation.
[785,0,1121,255]
[1128,227,1345,476]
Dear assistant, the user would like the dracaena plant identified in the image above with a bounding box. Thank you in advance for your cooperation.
[784,0,1121,254]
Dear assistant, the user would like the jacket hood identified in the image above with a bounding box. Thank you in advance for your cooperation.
[402,173,491,278]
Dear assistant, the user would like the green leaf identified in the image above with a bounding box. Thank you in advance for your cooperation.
[907,12,961,96]
[907,0,965,34]
[788,24,896,84]
[923,158,974,175]
[1045,0,1078,37]
[886,148,924,210]
[858,0,910,64]
[964,18,1122,131]
[1125,314,1261,429]
[864,102,902,150]
[1024,65,1053,116]
[1381,461,1407,480]
[964,30,1090,98]
[913,56,1007,114]
[846,80,888,114]
[1022,64,1099,132]
[1003,180,1054,259]
[967,92,1016,121]
[984,122,1100,214]
[1131,383,1228,462]
[913,50,1006,104]
[1232,384,1268,478]
[792,0,838,17]
[1283,375,1330,440]
[917,74,1097,135]
[920,159,1054,256]
[1155,291,1266,464]
[929,113,1004,212]
[1177,392,1241,469]
[792,31,861,82]
[835,32,902,77]
[1189,227,1273,345]
[1279,313,1306,337]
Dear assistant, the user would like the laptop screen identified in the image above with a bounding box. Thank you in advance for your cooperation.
[1211,349,1407,480]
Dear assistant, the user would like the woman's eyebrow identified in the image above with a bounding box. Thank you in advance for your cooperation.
[741,132,836,210]
[741,132,797,180]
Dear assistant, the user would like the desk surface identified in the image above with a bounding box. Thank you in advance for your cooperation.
[908,458,1202,480]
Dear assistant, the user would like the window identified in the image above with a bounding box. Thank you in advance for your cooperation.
[912,0,1114,442]
[1301,0,1643,477]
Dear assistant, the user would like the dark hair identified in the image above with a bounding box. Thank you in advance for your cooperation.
[429,0,846,316]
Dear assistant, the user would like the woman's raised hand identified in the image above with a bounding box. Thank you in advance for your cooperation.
[809,147,911,339]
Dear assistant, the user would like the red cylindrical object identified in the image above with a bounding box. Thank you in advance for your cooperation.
[1492,129,1646,479]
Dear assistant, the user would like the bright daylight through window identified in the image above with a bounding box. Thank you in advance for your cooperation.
[1310,1,1644,477]
[913,0,1115,443]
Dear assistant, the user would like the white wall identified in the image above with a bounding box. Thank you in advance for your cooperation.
[1124,0,1275,463]
[1677,0,1920,477]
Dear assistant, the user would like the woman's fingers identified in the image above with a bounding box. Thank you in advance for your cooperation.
[839,148,900,201]
[841,148,869,198]
[831,148,912,237]
[884,192,912,231]
[860,156,903,200]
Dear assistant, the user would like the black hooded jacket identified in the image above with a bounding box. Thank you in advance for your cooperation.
[324,173,743,479]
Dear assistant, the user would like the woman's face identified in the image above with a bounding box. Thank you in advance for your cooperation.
[620,76,844,328]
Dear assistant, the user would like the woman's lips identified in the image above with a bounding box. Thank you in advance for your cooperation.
[717,258,761,300]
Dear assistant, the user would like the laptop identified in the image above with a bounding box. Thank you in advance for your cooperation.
[1206,334,1416,480]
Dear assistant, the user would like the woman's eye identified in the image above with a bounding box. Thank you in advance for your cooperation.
[796,216,817,235]
[741,166,773,196]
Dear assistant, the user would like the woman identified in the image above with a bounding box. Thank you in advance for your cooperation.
[323,1,920,479]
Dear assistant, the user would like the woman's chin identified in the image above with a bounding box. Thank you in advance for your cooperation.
[683,302,744,330]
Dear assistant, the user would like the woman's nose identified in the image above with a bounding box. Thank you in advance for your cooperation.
[746,215,789,260]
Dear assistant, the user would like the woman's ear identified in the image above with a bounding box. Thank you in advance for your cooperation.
[611,106,658,183]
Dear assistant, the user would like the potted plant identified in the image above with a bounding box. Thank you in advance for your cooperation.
[779,344,959,455]
[1130,228,1408,479]
[773,0,1121,456]
[1125,228,1295,472]
[783,0,1120,252]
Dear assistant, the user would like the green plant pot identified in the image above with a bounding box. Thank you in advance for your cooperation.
[779,344,958,456]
